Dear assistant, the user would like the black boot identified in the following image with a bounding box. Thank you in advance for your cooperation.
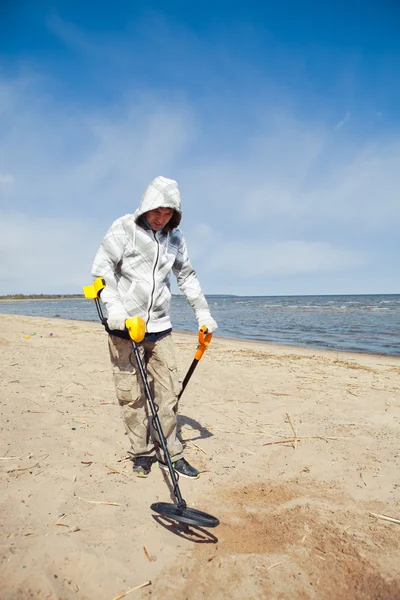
[132,456,154,478]
[159,457,200,479]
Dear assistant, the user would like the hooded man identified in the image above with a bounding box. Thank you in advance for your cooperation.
[92,176,218,478]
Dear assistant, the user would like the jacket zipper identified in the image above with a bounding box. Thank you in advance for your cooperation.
[146,231,160,326]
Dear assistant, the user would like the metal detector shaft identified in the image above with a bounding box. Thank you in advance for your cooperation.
[178,326,212,401]
[178,358,199,400]
[130,340,186,508]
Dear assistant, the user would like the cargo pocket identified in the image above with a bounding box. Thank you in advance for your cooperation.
[114,372,139,405]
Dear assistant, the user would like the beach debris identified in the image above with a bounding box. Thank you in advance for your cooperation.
[105,464,128,478]
[346,389,358,397]
[263,435,339,447]
[7,461,40,473]
[266,561,285,571]
[241,448,255,455]
[262,412,343,448]
[143,546,152,562]
[66,381,87,391]
[285,412,298,449]
[263,439,302,447]
[117,456,131,463]
[187,440,207,454]
[369,512,400,525]
[0,456,21,460]
[74,492,120,506]
[111,581,151,600]
[24,335,30,339]
[53,514,69,527]
[28,397,41,406]
[49,333,53,337]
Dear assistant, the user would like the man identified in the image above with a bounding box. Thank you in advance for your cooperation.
[92,176,218,479]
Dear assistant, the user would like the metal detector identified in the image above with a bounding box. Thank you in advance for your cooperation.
[83,278,219,529]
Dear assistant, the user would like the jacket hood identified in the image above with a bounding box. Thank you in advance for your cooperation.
[135,176,182,230]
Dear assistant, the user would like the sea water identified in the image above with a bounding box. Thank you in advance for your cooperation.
[1,294,399,357]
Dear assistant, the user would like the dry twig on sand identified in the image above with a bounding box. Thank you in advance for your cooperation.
[7,462,40,473]
[53,513,68,526]
[143,546,152,562]
[276,434,340,441]
[0,456,21,460]
[111,581,151,600]
[187,440,207,454]
[105,464,128,478]
[266,561,285,571]
[53,517,70,528]
[263,432,341,447]
[263,439,300,447]
[369,512,400,525]
[74,493,120,506]
[28,398,41,406]
[285,412,298,449]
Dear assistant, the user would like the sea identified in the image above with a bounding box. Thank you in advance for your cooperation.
[1,294,399,357]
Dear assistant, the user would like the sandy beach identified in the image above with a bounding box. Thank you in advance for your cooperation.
[0,314,399,600]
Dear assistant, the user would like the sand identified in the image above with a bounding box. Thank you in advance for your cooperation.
[0,314,399,600]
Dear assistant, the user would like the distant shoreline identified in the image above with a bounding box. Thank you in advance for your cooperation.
[0,292,397,303]
[0,296,86,302]
[0,294,238,302]
[0,295,182,302]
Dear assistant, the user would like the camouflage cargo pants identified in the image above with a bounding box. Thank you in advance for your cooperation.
[108,332,184,461]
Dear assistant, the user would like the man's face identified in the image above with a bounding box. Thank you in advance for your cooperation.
[145,207,174,231]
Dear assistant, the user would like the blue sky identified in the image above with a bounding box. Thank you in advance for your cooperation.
[0,0,399,295]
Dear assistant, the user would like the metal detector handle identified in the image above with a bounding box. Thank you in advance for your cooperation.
[195,326,212,360]
[125,316,146,343]
[83,278,107,324]
[178,326,212,400]
[83,277,106,299]
[83,279,146,341]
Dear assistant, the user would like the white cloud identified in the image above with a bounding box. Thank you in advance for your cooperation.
[46,14,98,55]
[0,77,195,217]
[0,74,398,295]
[0,173,15,185]
[0,212,104,294]
[205,240,365,277]
[335,111,351,130]
[179,119,400,231]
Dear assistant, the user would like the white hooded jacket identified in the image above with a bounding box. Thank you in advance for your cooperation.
[92,176,213,333]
